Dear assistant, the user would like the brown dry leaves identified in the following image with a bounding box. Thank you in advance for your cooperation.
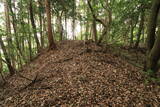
[0,40,160,107]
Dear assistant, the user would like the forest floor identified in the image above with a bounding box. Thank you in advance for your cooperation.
[0,40,160,107]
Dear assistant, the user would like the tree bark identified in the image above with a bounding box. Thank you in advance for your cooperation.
[29,0,40,52]
[87,0,111,45]
[65,13,68,39]
[57,12,63,41]
[72,0,76,40]
[146,0,160,73]
[147,0,160,51]
[147,26,160,73]
[130,20,134,46]
[0,36,15,75]
[130,18,138,47]
[85,9,89,41]
[8,0,23,60]
[134,10,145,48]
[38,0,44,48]
[45,0,56,50]
[4,0,15,67]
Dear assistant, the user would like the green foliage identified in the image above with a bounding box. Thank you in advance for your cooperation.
[0,0,154,75]
[140,70,160,84]
[2,64,9,73]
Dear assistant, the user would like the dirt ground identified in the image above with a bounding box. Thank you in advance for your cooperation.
[0,40,159,107]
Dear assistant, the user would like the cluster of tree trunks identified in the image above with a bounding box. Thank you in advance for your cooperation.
[1,0,160,77]
[0,0,57,75]
[87,0,112,45]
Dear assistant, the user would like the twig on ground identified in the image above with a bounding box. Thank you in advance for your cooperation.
[19,73,42,91]
[17,73,33,81]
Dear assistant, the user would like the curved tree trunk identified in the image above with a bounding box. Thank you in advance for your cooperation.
[147,27,160,73]
[146,0,160,73]
[147,0,160,51]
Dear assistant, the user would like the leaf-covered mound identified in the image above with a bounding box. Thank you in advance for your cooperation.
[0,40,160,107]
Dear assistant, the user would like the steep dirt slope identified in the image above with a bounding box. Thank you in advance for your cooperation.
[0,40,160,107]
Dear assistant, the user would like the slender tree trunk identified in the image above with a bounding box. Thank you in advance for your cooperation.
[29,0,40,52]
[130,18,138,46]
[85,20,89,40]
[91,0,97,42]
[80,21,83,40]
[8,0,23,60]
[41,15,45,47]
[130,20,134,46]
[0,36,15,75]
[85,5,89,41]
[43,16,47,46]
[0,53,5,82]
[72,0,76,40]
[134,10,145,48]
[45,0,56,50]
[57,12,63,41]
[4,0,15,68]
[92,19,97,42]
[27,13,32,61]
[38,0,44,48]
[65,13,68,39]
[97,28,108,45]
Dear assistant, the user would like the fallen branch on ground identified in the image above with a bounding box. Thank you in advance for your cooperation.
[28,86,53,90]
[17,73,33,81]
[19,73,44,91]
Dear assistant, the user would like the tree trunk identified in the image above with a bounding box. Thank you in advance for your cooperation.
[85,20,89,41]
[92,19,97,42]
[38,0,44,48]
[29,0,40,52]
[134,10,145,48]
[27,13,32,61]
[147,26,160,73]
[80,21,83,40]
[65,13,68,39]
[87,0,111,45]
[72,0,76,40]
[45,0,56,50]
[57,12,63,41]
[4,0,15,67]
[146,0,160,73]
[0,36,15,75]
[147,0,160,52]
[0,53,5,83]
[130,18,138,47]
[130,20,134,46]
[8,0,23,60]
